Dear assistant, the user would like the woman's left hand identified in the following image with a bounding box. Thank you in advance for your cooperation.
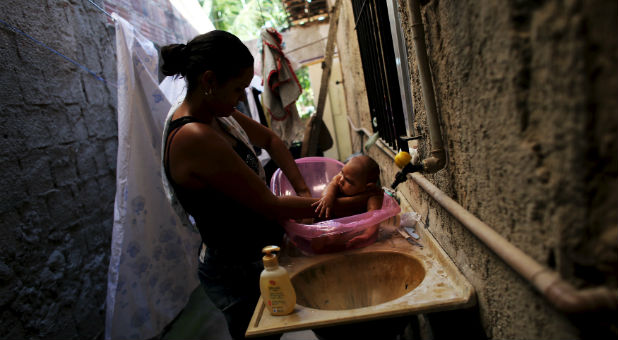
[296,188,312,198]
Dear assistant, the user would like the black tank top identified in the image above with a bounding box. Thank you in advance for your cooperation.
[164,116,283,263]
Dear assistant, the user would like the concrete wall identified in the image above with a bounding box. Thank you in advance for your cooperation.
[307,57,354,162]
[0,1,199,338]
[102,0,201,47]
[335,0,617,339]
[0,1,117,338]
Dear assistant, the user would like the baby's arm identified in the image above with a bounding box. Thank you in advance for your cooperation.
[312,173,341,219]
[366,192,384,212]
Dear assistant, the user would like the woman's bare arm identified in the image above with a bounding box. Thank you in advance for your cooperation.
[168,120,317,220]
[168,118,371,222]
[232,111,311,197]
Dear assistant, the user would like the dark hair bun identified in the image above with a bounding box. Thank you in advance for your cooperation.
[159,31,254,92]
[160,43,187,76]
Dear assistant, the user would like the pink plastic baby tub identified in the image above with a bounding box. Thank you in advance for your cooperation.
[270,157,401,255]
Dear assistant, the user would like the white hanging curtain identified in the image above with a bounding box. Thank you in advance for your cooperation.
[105,14,201,340]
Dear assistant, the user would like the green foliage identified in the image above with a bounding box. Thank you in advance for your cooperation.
[206,0,289,41]
[295,66,315,118]
[202,0,315,117]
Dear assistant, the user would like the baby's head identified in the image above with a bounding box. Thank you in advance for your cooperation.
[338,155,380,196]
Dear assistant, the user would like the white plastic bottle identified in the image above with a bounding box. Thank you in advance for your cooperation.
[259,245,296,316]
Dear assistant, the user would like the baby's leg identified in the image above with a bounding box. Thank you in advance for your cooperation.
[310,232,348,254]
[346,224,379,247]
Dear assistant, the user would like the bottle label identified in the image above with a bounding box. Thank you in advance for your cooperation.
[268,286,284,304]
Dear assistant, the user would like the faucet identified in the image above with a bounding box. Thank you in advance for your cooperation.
[391,151,424,189]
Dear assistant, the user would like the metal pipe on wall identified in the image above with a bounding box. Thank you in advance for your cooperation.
[350,0,617,315]
[349,122,617,312]
[406,0,445,172]
[411,172,618,313]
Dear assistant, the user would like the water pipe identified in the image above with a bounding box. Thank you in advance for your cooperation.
[347,116,375,153]
[348,123,618,312]
[349,0,617,314]
[406,0,446,173]
[411,172,618,313]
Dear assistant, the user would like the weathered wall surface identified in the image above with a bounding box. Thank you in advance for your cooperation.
[0,1,117,338]
[336,0,617,339]
[0,1,201,338]
[335,0,373,151]
[101,0,200,47]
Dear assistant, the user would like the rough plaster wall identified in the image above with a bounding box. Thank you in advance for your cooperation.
[336,0,617,339]
[0,0,117,338]
[283,23,331,65]
[334,0,373,155]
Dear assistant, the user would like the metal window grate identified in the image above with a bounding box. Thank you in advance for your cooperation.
[352,0,409,152]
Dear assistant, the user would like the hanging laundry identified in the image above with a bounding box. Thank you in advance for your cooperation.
[105,14,201,340]
[261,28,305,147]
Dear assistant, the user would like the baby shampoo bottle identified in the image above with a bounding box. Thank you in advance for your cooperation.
[260,245,296,316]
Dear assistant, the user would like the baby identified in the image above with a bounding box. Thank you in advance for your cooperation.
[309,155,384,253]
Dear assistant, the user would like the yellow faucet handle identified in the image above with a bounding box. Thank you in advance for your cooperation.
[394,151,412,169]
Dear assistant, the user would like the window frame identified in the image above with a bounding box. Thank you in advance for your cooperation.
[352,0,414,152]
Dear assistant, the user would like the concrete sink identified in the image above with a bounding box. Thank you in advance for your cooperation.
[245,214,475,338]
[292,251,425,310]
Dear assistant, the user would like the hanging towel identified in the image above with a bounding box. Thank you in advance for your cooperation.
[105,14,201,340]
[261,28,304,147]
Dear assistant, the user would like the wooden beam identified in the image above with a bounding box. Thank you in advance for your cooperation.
[301,0,342,157]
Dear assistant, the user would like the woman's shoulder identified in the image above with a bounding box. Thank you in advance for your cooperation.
[172,119,226,153]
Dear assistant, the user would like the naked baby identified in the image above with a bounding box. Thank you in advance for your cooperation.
[309,155,384,253]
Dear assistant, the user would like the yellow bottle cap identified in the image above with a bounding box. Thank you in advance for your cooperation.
[262,245,280,268]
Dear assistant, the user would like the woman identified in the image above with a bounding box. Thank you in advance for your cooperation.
[160,30,369,339]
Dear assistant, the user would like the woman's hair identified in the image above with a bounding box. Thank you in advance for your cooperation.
[160,30,254,92]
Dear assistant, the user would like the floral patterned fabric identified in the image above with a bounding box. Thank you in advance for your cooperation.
[105,14,202,340]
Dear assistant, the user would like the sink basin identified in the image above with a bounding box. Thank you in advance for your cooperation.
[291,251,425,310]
[245,216,475,338]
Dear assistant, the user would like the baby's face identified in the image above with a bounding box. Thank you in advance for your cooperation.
[338,161,367,196]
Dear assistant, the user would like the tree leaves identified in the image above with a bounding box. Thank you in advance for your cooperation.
[208,0,289,41]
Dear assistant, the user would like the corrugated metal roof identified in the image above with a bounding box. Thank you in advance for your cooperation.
[282,0,329,26]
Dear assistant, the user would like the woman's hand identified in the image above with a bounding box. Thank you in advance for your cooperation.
[296,188,312,198]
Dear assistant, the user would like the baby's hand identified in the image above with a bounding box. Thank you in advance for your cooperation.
[312,195,335,219]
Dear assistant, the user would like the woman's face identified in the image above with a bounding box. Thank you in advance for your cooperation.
[210,66,254,117]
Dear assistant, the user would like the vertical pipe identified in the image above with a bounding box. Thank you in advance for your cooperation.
[407,0,445,172]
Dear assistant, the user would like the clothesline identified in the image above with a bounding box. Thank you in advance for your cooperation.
[86,0,186,43]
[86,0,114,20]
[5,1,317,92]
[284,37,328,55]
[0,17,115,87]
[0,0,193,89]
